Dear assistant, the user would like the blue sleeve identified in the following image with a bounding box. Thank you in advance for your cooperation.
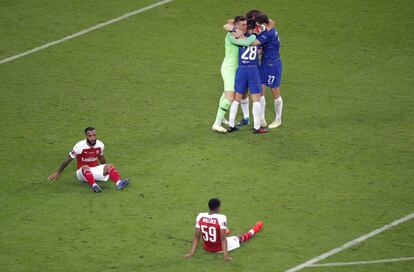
[257,32,268,44]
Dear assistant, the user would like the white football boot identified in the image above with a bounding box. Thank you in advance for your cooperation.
[268,119,282,129]
[212,124,227,133]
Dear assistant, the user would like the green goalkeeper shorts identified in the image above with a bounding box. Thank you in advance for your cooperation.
[221,63,237,92]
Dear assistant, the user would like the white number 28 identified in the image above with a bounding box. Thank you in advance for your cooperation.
[241,46,257,61]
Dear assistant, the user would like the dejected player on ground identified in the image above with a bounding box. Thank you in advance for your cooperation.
[184,198,263,261]
[47,127,130,193]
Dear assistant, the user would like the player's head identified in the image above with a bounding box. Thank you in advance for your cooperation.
[208,198,221,212]
[246,9,262,20]
[255,13,269,25]
[247,18,257,33]
[84,127,97,146]
[234,15,247,33]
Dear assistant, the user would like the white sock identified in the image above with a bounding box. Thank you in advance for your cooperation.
[229,101,239,128]
[260,95,266,121]
[274,96,283,122]
[240,97,250,119]
[252,102,261,130]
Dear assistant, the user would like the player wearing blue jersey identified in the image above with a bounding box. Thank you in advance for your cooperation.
[212,16,257,133]
[255,14,283,128]
[228,21,269,134]
[223,10,276,128]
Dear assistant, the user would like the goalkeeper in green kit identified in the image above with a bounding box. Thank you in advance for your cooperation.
[211,15,257,133]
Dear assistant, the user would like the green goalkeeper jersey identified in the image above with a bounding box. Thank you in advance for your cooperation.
[222,33,256,68]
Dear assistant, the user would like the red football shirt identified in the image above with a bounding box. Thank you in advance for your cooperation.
[69,139,104,169]
[195,212,228,252]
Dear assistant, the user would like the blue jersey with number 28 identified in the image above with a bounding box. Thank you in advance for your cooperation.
[238,45,259,66]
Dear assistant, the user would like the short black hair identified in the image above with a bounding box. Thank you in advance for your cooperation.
[246,9,262,19]
[247,18,256,30]
[255,13,269,25]
[84,127,95,134]
[234,15,247,24]
[208,198,221,210]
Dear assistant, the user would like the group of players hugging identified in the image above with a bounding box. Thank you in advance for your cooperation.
[212,9,283,134]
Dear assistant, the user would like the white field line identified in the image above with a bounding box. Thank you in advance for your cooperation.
[0,0,173,65]
[308,256,414,267]
[285,212,414,272]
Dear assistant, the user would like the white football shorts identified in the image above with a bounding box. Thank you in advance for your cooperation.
[218,236,240,253]
[76,164,109,182]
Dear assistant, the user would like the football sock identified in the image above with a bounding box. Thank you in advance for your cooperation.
[240,232,253,243]
[260,95,266,121]
[214,95,231,125]
[219,93,225,104]
[83,169,96,187]
[229,101,240,127]
[240,221,264,243]
[252,102,261,130]
[240,97,250,119]
[275,96,283,122]
[108,167,121,184]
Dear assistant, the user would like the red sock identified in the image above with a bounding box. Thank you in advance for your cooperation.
[108,167,121,184]
[240,232,253,243]
[83,169,96,187]
[240,221,264,243]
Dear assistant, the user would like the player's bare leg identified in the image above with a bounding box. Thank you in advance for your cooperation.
[81,165,101,193]
[238,221,264,243]
[268,87,283,128]
[103,164,130,190]
[251,94,269,134]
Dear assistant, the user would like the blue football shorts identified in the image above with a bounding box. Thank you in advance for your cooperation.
[260,58,282,88]
[235,66,262,95]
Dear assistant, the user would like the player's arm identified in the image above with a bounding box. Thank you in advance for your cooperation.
[220,229,231,261]
[48,155,73,181]
[184,228,201,259]
[98,155,106,164]
[227,34,257,47]
[223,19,234,32]
[268,18,276,28]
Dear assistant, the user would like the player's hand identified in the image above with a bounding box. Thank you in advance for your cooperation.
[183,253,193,259]
[224,255,232,261]
[235,28,244,38]
[231,32,239,39]
[48,172,60,181]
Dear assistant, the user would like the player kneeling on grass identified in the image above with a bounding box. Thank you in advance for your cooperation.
[184,198,263,261]
[47,127,130,193]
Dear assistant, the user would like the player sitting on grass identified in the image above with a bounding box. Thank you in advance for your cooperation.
[47,127,130,193]
[184,198,264,261]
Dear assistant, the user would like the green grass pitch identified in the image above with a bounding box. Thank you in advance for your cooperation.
[0,0,413,271]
